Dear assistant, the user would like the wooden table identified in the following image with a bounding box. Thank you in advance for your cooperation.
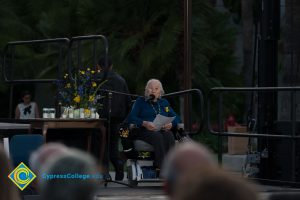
[0,118,107,161]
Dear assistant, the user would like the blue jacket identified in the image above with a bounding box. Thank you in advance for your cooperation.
[127,97,181,128]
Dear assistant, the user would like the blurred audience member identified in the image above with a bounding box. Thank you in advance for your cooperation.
[25,143,70,196]
[15,90,40,119]
[0,144,20,200]
[173,167,259,200]
[161,141,217,197]
[39,148,101,200]
[29,143,70,176]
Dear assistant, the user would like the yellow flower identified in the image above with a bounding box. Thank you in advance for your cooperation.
[84,108,91,116]
[73,95,81,103]
[87,68,91,71]
[64,73,68,79]
[165,107,170,112]
[80,70,85,75]
[91,70,95,74]
[66,83,71,88]
[88,95,95,102]
[92,82,97,87]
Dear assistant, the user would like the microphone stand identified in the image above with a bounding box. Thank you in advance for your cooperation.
[102,90,135,187]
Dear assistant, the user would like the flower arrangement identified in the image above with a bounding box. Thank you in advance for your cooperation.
[57,68,107,110]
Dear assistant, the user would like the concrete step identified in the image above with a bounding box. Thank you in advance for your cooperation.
[221,154,247,173]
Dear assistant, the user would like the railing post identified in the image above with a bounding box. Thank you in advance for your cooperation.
[290,90,296,181]
[217,92,223,164]
[77,40,82,68]
[93,39,97,67]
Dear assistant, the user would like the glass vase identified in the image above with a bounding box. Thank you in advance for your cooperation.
[73,108,80,119]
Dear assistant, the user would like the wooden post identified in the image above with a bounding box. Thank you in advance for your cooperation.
[183,0,192,131]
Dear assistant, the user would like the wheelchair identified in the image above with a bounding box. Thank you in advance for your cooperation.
[119,123,188,186]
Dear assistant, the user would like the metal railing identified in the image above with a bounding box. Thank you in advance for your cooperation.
[100,88,204,134]
[2,38,70,117]
[69,35,109,72]
[207,86,300,185]
[163,88,204,134]
[2,38,70,83]
[2,35,110,118]
[208,86,300,138]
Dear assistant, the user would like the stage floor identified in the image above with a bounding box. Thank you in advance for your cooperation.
[95,172,300,200]
[22,171,300,200]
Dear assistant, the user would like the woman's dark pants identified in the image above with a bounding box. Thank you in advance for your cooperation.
[136,129,175,168]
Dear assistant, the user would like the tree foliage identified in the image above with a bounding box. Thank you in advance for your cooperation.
[1,0,239,91]
[0,0,241,133]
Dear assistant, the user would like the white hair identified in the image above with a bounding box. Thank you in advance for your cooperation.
[144,79,165,98]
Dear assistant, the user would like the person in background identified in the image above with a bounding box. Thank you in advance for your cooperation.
[39,148,101,200]
[15,90,39,119]
[29,143,70,176]
[225,113,239,131]
[173,167,259,200]
[95,55,131,181]
[26,143,71,196]
[0,144,20,200]
[160,141,217,197]
[127,79,181,171]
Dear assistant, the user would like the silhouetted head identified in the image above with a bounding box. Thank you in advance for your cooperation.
[21,90,32,104]
[161,141,217,197]
[97,55,113,70]
[29,143,70,176]
[40,148,101,200]
[173,167,259,200]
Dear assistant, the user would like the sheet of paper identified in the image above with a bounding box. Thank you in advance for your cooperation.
[153,114,175,131]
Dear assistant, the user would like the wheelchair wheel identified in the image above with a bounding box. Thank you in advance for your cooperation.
[127,165,138,187]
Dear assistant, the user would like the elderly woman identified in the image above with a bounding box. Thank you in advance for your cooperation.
[127,79,181,169]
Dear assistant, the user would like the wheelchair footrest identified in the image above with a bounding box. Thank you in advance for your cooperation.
[127,160,158,181]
